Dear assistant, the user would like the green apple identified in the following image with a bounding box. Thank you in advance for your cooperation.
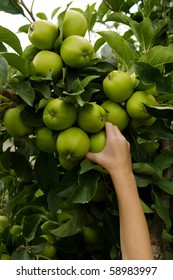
[35,127,57,153]
[32,50,63,80]
[82,225,102,245]
[103,70,134,103]
[28,20,58,50]
[4,105,33,138]
[126,91,157,120]
[89,130,106,153]
[63,10,87,38]
[77,103,106,133]
[60,35,94,68]
[43,98,77,131]
[0,253,10,260]
[56,126,90,160]
[0,216,9,233]
[129,116,156,132]
[59,154,81,170]
[102,100,129,131]
[39,244,57,259]
[137,137,159,155]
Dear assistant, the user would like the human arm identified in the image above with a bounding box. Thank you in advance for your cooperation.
[86,122,153,260]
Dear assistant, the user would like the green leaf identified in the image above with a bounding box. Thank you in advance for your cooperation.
[140,119,173,139]
[134,174,153,187]
[0,26,22,55]
[72,171,100,203]
[155,177,173,195]
[141,200,154,213]
[20,106,44,127]
[133,62,172,93]
[98,31,136,70]
[10,248,35,260]
[0,0,24,15]
[51,210,85,238]
[23,214,43,242]
[132,162,159,177]
[106,12,131,26]
[139,46,173,67]
[103,0,125,12]
[34,152,59,194]
[34,82,51,99]
[57,165,79,197]
[7,184,35,214]
[153,151,173,173]
[10,152,33,182]
[0,55,8,85]
[143,0,160,18]
[130,19,155,51]
[2,53,30,76]
[36,12,47,20]
[145,104,173,119]
[153,191,172,231]
[10,81,35,106]
[80,159,107,175]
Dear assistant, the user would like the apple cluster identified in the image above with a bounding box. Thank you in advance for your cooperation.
[3,9,158,170]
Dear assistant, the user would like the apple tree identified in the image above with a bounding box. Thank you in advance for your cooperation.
[0,0,173,260]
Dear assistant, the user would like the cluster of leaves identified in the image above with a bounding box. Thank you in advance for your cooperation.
[0,0,173,259]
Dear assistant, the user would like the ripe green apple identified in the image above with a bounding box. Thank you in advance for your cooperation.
[0,253,10,260]
[89,130,106,153]
[39,244,57,259]
[77,103,106,133]
[35,127,57,153]
[28,20,58,50]
[137,137,159,155]
[82,225,102,245]
[43,98,77,131]
[60,35,94,68]
[103,70,134,103]
[56,126,90,160]
[63,10,87,38]
[4,105,33,138]
[101,100,129,131]
[59,154,81,170]
[32,50,63,80]
[129,116,156,132]
[126,91,157,120]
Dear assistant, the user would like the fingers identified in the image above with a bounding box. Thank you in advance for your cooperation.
[105,121,121,137]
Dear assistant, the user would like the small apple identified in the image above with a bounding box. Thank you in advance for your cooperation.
[137,137,159,155]
[126,91,157,120]
[0,215,9,234]
[103,70,134,103]
[56,126,90,160]
[63,10,87,38]
[60,35,94,68]
[4,105,33,138]
[28,20,58,50]
[82,225,103,245]
[32,50,63,80]
[77,103,106,133]
[89,130,106,153]
[43,98,77,131]
[35,127,57,153]
[102,100,129,131]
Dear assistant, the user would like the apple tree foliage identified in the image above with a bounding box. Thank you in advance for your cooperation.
[0,0,173,260]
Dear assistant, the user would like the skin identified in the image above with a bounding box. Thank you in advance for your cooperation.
[86,122,153,260]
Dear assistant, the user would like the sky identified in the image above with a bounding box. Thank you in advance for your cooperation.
[0,0,103,48]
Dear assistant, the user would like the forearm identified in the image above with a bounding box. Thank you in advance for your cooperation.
[111,171,153,260]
